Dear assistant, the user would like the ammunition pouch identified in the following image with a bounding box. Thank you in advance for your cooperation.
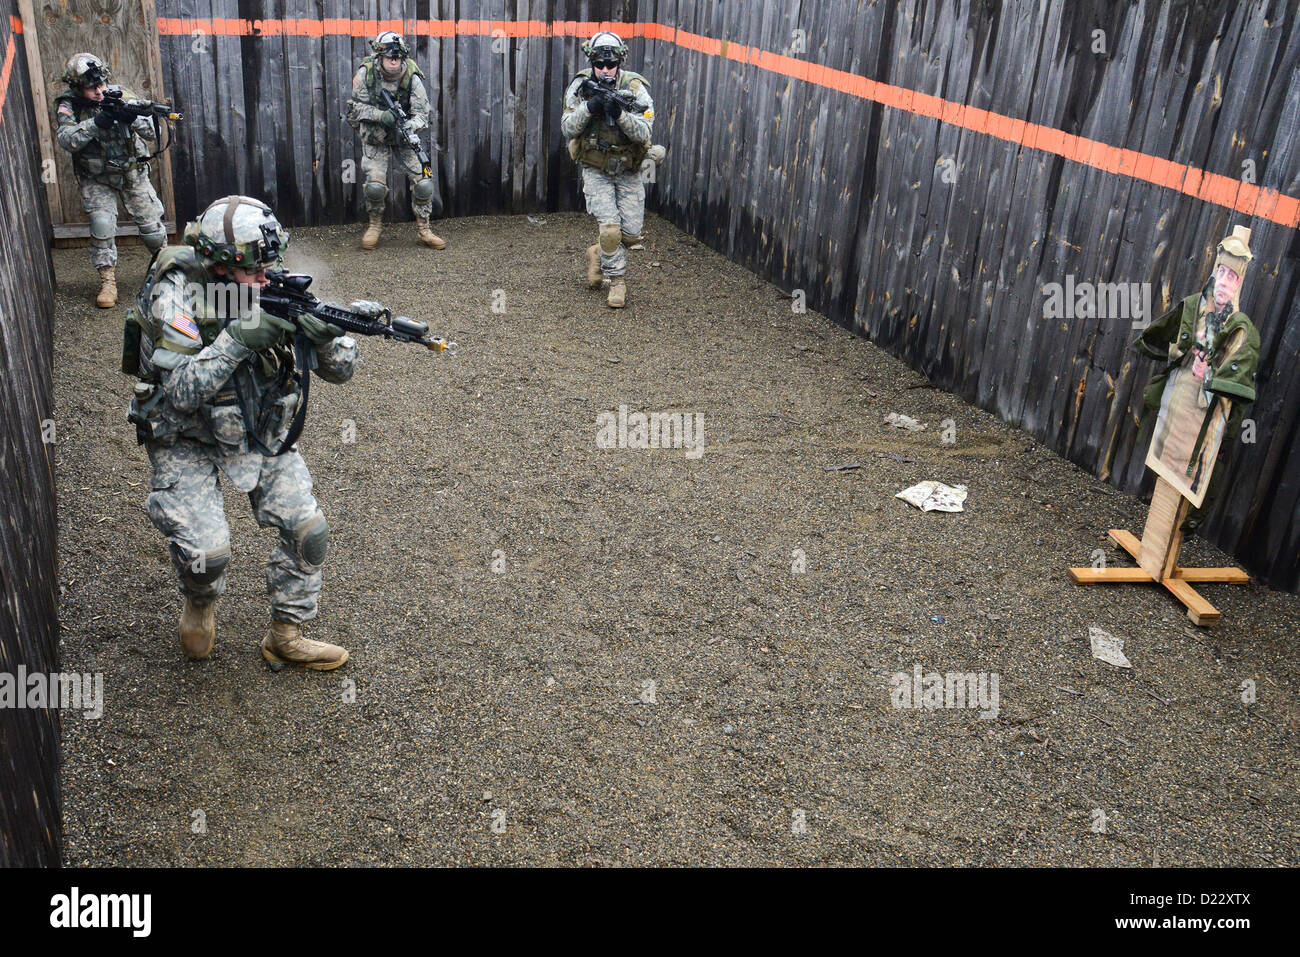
[577,136,646,174]
[203,397,247,450]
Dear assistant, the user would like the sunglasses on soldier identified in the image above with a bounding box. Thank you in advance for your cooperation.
[594,59,619,69]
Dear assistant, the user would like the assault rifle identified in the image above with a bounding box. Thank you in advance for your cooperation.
[215,270,454,456]
[101,87,183,122]
[378,88,434,179]
[97,88,182,170]
[579,77,641,127]
[258,269,454,353]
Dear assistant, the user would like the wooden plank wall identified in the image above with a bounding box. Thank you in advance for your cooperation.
[0,0,62,867]
[155,0,636,223]
[643,0,1300,592]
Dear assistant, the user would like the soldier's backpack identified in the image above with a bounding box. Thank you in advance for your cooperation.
[120,244,209,379]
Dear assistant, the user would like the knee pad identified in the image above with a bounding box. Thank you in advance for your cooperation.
[287,510,328,567]
[89,213,117,242]
[140,227,166,252]
[411,177,435,203]
[173,543,231,585]
[599,223,622,255]
[364,182,389,203]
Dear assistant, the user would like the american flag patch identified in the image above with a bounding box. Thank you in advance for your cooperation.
[58,103,74,117]
[170,313,200,340]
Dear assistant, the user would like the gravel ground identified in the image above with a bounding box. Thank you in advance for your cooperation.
[53,211,1297,866]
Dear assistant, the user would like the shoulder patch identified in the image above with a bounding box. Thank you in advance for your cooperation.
[58,103,75,117]
[170,313,200,340]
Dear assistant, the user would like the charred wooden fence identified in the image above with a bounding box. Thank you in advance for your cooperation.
[0,1,61,866]
[151,0,1299,590]
[641,0,1300,591]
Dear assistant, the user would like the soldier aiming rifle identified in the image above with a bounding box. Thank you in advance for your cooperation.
[55,53,181,308]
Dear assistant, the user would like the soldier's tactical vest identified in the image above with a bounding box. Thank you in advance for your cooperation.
[569,69,649,172]
[361,56,422,111]
[122,244,298,448]
[55,87,151,179]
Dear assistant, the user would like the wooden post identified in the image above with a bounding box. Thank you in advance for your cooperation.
[16,0,60,229]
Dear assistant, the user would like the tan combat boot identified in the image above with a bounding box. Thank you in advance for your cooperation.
[261,620,349,671]
[607,278,627,308]
[95,266,117,308]
[178,598,216,660]
[586,244,603,288]
[361,215,383,250]
[416,217,446,249]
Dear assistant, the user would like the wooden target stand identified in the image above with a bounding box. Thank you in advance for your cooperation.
[1069,477,1249,625]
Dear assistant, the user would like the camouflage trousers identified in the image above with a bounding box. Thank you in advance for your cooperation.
[78,169,166,268]
[360,142,433,218]
[145,440,328,624]
[581,166,645,278]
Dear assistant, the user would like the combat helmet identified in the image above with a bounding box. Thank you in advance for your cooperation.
[371,31,411,59]
[582,31,628,65]
[63,53,110,90]
[184,195,288,270]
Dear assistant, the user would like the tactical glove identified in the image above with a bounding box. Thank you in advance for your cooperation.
[379,110,397,128]
[93,110,117,130]
[605,97,624,121]
[297,313,345,346]
[585,96,605,121]
[225,311,296,351]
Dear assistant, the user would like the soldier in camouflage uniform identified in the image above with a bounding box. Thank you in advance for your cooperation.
[347,31,445,250]
[561,32,659,308]
[124,195,358,669]
[54,53,168,308]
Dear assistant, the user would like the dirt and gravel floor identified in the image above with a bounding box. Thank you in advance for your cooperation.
[52,211,1297,866]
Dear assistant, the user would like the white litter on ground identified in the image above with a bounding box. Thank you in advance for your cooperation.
[885,412,927,431]
[1089,626,1132,668]
[895,481,968,512]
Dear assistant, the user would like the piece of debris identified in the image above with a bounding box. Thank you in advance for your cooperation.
[1089,626,1132,668]
[824,462,863,472]
[526,215,546,225]
[895,481,968,512]
[885,412,927,431]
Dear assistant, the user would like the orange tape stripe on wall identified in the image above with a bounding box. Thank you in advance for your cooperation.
[153,17,1300,228]
[0,34,17,120]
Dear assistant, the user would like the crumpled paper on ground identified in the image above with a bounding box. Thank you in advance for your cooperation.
[1089,626,1132,668]
[885,412,926,431]
[895,481,968,512]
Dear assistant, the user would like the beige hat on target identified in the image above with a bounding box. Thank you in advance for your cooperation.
[1215,225,1253,274]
